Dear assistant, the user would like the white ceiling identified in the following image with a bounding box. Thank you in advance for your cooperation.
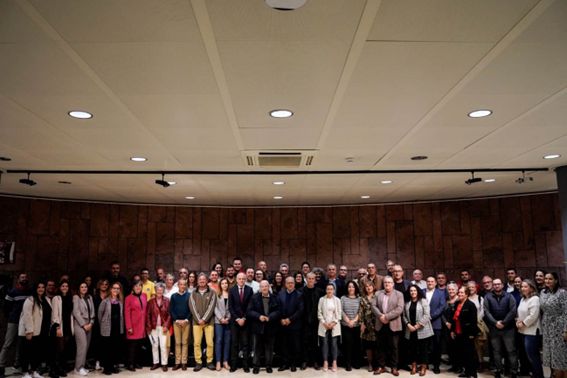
[0,0,566,206]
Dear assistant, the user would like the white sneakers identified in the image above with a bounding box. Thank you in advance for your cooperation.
[32,372,43,378]
[22,373,32,378]
[95,361,101,371]
[75,368,88,376]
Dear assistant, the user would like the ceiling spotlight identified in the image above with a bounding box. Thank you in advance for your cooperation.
[269,109,293,118]
[58,181,72,185]
[130,157,147,162]
[360,195,370,199]
[68,110,93,119]
[515,171,534,184]
[265,0,307,11]
[381,180,393,184]
[155,173,170,188]
[19,173,37,186]
[0,156,12,161]
[345,157,355,163]
[411,155,428,161]
[468,109,492,118]
[272,181,285,185]
[543,154,561,160]
[184,196,195,200]
[273,196,283,200]
[484,179,496,183]
[465,172,482,185]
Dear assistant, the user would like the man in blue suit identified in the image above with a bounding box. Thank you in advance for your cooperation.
[424,276,447,374]
[277,277,304,372]
[229,272,254,372]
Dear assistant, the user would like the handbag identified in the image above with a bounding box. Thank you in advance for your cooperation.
[477,318,489,341]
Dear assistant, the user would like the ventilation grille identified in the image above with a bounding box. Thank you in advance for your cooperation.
[242,150,317,168]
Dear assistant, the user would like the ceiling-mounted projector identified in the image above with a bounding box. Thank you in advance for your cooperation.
[265,0,307,11]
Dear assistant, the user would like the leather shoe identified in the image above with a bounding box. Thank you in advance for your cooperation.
[230,367,237,373]
[162,366,168,372]
[172,364,181,371]
[391,368,400,376]
[278,365,289,372]
[243,367,250,373]
[181,364,187,371]
[266,367,273,374]
[207,364,216,371]
[126,365,135,372]
[150,364,159,371]
[291,366,297,372]
[433,367,440,374]
[253,367,259,374]
[194,364,203,372]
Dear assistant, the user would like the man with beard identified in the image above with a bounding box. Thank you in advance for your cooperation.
[225,266,236,288]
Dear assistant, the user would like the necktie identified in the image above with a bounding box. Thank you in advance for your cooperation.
[239,287,243,302]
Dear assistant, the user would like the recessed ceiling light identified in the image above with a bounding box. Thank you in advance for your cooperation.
[68,110,93,119]
[345,157,354,163]
[269,109,293,118]
[58,181,72,185]
[184,196,195,200]
[468,109,492,118]
[484,179,496,183]
[543,154,561,160]
[0,156,12,161]
[360,195,370,199]
[167,181,176,186]
[411,155,428,161]
[272,181,285,185]
[381,180,393,184]
[130,157,147,162]
[265,0,307,11]
[273,196,283,200]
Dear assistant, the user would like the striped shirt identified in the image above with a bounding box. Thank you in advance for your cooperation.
[340,296,361,326]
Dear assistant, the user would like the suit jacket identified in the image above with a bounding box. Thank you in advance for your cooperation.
[371,290,404,332]
[402,299,434,340]
[229,285,254,324]
[424,288,446,330]
[277,289,304,331]
[145,297,171,334]
[450,299,479,337]
[214,295,231,324]
[72,295,95,331]
[98,298,124,337]
[247,292,280,335]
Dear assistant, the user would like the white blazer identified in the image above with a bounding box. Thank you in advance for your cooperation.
[19,296,52,337]
[51,295,75,336]
[317,296,342,337]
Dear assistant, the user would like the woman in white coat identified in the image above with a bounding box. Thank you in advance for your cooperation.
[516,279,543,378]
[318,283,342,372]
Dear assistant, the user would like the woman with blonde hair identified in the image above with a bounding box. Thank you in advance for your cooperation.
[318,283,342,372]
[98,282,124,375]
[516,279,543,378]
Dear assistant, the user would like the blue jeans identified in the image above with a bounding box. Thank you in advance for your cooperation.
[523,334,544,378]
[215,323,231,363]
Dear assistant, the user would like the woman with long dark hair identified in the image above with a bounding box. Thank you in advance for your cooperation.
[51,280,73,377]
[19,281,52,378]
[271,272,284,295]
[340,280,361,371]
[540,272,567,378]
[73,282,95,376]
[214,278,231,371]
[98,282,124,375]
[403,284,433,376]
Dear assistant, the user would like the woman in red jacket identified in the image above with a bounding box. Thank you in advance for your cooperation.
[145,283,171,371]
[124,280,147,371]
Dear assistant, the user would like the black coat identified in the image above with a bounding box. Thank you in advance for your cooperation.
[449,299,479,337]
[229,285,254,322]
[300,286,324,326]
[247,293,280,336]
[277,289,304,331]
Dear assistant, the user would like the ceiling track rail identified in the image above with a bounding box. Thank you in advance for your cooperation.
[4,168,550,176]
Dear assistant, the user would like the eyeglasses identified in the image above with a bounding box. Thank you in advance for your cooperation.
[111,287,120,290]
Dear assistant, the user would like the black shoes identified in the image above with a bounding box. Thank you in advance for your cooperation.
[229,367,237,372]
[194,364,203,372]
[266,367,273,374]
[278,365,289,372]
[300,362,307,371]
[291,366,297,372]
[433,367,441,374]
[243,367,250,373]
[207,363,216,371]
[253,367,260,374]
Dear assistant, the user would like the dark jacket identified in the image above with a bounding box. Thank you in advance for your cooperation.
[483,291,517,330]
[246,292,280,336]
[449,299,479,337]
[229,285,253,323]
[320,278,346,298]
[4,286,31,323]
[300,286,324,326]
[277,289,304,331]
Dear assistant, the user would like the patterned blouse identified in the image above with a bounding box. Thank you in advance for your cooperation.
[358,295,376,341]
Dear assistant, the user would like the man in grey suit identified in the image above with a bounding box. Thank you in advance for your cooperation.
[371,276,404,376]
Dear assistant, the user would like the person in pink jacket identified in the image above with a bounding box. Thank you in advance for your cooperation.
[124,280,147,371]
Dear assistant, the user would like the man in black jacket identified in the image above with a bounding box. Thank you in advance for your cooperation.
[247,281,280,374]
[229,272,253,372]
[300,272,324,370]
[277,277,304,372]
[483,279,518,378]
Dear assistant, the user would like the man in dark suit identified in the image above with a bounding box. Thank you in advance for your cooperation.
[229,272,254,372]
[247,280,280,374]
[323,264,346,298]
[277,277,304,372]
[424,276,447,374]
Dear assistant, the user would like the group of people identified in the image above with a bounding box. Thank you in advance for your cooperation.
[0,258,566,378]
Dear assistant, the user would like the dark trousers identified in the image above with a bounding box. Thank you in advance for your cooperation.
[302,323,320,366]
[230,323,249,368]
[101,334,121,372]
[523,335,544,378]
[455,335,477,377]
[516,330,531,374]
[407,335,430,365]
[341,325,361,368]
[429,330,442,368]
[377,327,399,369]
[281,328,302,368]
[490,328,518,374]
[20,335,49,373]
[253,333,275,368]
[53,335,71,372]
[127,339,143,367]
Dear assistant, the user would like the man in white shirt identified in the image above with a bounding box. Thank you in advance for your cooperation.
[411,269,426,290]
[245,268,259,293]
[505,268,517,293]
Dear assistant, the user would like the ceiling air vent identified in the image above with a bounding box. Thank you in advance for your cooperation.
[242,150,317,168]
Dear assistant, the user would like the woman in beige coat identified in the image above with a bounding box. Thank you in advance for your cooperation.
[73,282,95,376]
[318,283,342,372]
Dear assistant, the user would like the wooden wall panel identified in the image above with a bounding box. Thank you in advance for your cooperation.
[0,193,565,284]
